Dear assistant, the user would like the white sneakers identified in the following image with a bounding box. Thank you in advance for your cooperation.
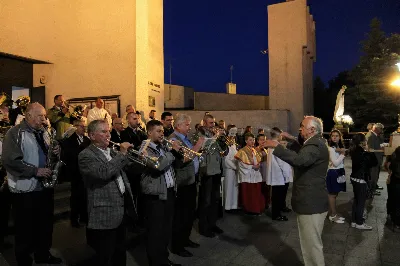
[351,222,373,230]
[328,214,345,224]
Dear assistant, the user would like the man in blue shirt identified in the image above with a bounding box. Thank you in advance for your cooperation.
[169,113,204,257]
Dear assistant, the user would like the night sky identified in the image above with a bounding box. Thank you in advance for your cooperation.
[163,0,399,95]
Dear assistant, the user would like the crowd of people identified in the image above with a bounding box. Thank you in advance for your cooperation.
[0,93,394,266]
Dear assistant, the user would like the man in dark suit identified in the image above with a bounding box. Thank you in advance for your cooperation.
[161,112,174,138]
[265,116,329,266]
[78,120,135,266]
[62,119,90,228]
[121,112,147,150]
[111,117,124,144]
[366,123,385,195]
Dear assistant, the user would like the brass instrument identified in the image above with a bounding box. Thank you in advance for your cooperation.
[109,140,160,169]
[42,126,65,188]
[70,105,87,120]
[203,126,228,155]
[162,138,204,162]
[221,135,236,146]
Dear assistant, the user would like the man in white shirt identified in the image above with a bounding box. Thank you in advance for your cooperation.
[87,98,112,129]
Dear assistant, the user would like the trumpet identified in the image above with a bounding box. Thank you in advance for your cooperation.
[109,141,160,169]
[219,135,235,146]
[162,138,204,162]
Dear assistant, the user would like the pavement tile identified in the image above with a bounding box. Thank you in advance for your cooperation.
[206,241,246,262]
[344,257,381,266]
[324,253,344,266]
[344,245,380,260]
[231,246,272,266]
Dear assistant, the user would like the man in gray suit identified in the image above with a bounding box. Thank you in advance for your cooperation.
[139,119,182,266]
[366,123,385,195]
[265,116,329,266]
[79,119,135,266]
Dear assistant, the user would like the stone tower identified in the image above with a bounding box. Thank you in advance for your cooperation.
[268,0,316,133]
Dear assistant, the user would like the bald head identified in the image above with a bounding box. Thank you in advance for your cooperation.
[300,116,323,140]
[25,103,47,129]
[112,117,124,132]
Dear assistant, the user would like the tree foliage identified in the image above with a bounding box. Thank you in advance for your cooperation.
[314,18,400,132]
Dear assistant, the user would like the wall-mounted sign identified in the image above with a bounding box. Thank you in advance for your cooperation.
[148,96,155,107]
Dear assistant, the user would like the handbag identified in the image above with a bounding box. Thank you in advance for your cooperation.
[337,175,346,183]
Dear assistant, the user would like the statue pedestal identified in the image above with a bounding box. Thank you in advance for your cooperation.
[384,133,400,155]
[333,124,349,134]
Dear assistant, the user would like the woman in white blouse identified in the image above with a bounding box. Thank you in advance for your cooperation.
[326,129,346,223]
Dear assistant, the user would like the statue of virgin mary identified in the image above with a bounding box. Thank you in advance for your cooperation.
[333,85,347,124]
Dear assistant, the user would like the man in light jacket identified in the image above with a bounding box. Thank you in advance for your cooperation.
[265,116,329,266]
[2,103,62,266]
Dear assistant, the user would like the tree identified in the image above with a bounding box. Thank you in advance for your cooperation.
[346,18,400,131]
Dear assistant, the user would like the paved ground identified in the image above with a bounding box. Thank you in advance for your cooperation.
[1,161,400,266]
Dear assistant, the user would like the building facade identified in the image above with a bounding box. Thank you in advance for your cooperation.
[268,0,316,132]
[0,0,164,118]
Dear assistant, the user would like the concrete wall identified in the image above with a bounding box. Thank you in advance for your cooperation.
[268,0,316,133]
[164,84,194,109]
[0,0,164,119]
[167,110,289,135]
[194,92,269,111]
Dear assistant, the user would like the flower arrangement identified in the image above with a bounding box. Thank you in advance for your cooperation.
[341,115,354,126]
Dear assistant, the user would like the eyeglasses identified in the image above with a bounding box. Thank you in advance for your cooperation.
[114,122,124,125]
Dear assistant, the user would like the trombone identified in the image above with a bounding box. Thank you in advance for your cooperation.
[109,141,160,169]
[162,138,204,162]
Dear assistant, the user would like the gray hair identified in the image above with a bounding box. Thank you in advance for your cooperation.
[174,113,191,127]
[88,119,107,135]
[305,116,323,134]
[373,123,384,130]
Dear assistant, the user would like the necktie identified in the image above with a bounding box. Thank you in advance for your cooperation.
[33,130,48,156]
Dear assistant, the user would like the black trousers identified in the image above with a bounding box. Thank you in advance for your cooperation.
[271,185,287,218]
[70,179,87,223]
[282,182,289,208]
[0,187,11,245]
[171,183,197,252]
[351,181,368,225]
[145,188,175,266]
[198,174,221,234]
[12,189,54,266]
[86,223,126,266]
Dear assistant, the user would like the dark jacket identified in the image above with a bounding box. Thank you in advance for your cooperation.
[168,132,195,187]
[62,132,90,182]
[110,129,122,144]
[120,126,147,150]
[366,132,384,165]
[350,146,378,181]
[273,134,329,215]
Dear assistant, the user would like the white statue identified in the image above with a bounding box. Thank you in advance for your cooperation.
[333,85,347,124]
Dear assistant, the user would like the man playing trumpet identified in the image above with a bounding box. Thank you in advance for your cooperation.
[78,120,136,266]
[47,95,72,140]
[169,113,204,257]
[139,119,183,266]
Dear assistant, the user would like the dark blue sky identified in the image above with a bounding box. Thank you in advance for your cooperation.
[164,0,399,95]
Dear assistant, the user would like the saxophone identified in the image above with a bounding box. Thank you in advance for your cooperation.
[42,126,65,188]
